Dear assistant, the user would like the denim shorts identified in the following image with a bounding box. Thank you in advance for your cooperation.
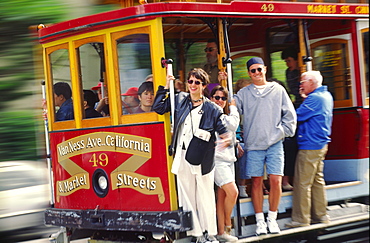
[237,150,250,180]
[245,140,284,177]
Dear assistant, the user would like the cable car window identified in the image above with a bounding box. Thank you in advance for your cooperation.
[116,34,153,115]
[76,41,108,119]
[312,39,351,108]
[49,48,74,122]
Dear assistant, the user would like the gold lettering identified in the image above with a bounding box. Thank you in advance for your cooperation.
[340,5,352,14]
[261,3,274,12]
[307,5,336,14]
[56,172,90,202]
[355,6,369,14]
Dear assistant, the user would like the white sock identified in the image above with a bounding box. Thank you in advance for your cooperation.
[255,212,265,222]
[268,210,277,220]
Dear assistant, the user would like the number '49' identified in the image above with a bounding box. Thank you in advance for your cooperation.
[89,153,109,167]
[261,4,274,12]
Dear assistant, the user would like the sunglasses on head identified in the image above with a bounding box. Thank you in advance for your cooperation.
[250,67,263,73]
[213,95,227,101]
[204,47,216,52]
[187,80,203,85]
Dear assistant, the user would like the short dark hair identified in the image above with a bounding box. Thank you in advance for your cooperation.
[281,46,298,60]
[210,85,229,114]
[83,89,99,108]
[210,85,228,98]
[187,68,210,86]
[54,82,72,100]
[138,81,154,96]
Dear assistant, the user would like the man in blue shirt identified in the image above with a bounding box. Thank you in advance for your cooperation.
[286,70,334,228]
[53,82,74,121]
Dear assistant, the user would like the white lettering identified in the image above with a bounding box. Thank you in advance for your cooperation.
[115,173,157,191]
[117,174,123,187]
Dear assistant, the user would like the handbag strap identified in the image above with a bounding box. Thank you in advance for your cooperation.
[189,101,204,136]
[189,104,201,135]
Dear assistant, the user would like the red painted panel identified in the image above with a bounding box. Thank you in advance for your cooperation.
[49,123,172,211]
[326,108,369,160]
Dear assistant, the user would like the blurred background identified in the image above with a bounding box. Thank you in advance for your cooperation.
[0,1,119,241]
[0,0,119,163]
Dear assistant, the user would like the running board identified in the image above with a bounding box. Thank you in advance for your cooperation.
[236,202,369,242]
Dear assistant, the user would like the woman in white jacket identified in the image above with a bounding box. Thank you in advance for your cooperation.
[210,85,242,242]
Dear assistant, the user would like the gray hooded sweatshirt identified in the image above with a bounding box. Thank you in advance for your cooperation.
[234,81,297,151]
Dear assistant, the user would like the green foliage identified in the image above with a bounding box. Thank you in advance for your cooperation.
[0,1,117,162]
[0,0,66,111]
[232,56,253,83]
[0,0,68,161]
[270,51,288,85]
[0,111,39,161]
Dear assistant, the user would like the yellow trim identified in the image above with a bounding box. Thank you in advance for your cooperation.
[42,20,162,49]
[72,35,113,127]
[111,26,153,124]
[69,41,83,129]
[42,47,52,131]
[298,20,307,73]
[42,19,166,128]
[105,32,121,126]
[150,19,178,210]
[44,43,77,131]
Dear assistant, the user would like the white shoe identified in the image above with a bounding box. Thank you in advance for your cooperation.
[216,232,238,242]
[267,218,280,234]
[255,220,268,235]
[238,185,249,197]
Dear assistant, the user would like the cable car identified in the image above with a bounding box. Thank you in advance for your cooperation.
[36,0,368,241]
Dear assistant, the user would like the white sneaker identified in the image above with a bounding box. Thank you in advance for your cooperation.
[238,185,249,197]
[255,220,268,235]
[267,218,281,234]
[216,232,238,242]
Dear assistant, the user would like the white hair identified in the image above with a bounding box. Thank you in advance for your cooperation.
[301,71,323,87]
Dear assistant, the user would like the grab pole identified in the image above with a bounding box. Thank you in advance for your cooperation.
[41,81,55,205]
[225,58,233,99]
[166,59,175,133]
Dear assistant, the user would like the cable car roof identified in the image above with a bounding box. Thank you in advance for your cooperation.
[38,0,369,43]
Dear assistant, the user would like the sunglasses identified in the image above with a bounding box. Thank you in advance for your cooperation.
[187,80,203,85]
[250,67,263,73]
[213,96,227,101]
[204,47,216,52]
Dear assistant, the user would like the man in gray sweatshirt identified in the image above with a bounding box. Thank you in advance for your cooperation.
[234,57,297,235]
